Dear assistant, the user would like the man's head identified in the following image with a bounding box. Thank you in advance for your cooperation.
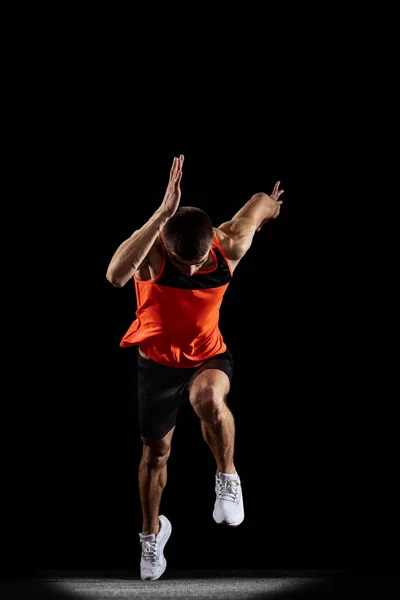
[162,206,214,275]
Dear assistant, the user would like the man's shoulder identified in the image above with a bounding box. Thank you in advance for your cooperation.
[214,226,241,273]
[214,224,231,246]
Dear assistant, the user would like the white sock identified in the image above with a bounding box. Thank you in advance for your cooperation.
[218,472,238,480]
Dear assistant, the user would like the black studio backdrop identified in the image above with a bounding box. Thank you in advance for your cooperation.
[17,135,365,577]
[10,26,392,579]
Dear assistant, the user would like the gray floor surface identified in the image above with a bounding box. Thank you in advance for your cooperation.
[1,570,400,599]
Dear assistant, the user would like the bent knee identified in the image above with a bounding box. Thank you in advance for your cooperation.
[190,385,227,420]
[141,437,172,467]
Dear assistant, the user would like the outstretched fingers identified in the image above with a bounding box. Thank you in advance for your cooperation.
[173,155,184,187]
[169,157,178,181]
[272,180,284,203]
[177,154,184,174]
[169,155,184,183]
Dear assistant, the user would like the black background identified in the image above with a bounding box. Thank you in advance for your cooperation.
[5,6,397,584]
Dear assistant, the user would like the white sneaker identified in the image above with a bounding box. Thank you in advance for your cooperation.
[139,515,172,580]
[213,472,244,526]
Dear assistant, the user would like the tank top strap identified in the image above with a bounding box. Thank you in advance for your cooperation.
[213,231,232,274]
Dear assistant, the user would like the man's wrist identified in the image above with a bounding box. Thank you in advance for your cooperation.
[154,208,170,229]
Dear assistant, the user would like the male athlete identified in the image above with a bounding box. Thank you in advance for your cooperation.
[106,155,284,580]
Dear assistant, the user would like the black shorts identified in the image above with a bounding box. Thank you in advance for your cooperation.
[137,348,234,440]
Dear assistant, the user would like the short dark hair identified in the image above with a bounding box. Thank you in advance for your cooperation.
[162,206,214,261]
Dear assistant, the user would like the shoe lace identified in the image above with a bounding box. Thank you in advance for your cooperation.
[217,477,239,502]
[140,539,158,563]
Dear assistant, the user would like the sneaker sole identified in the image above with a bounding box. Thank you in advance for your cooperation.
[213,511,245,527]
[219,516,244,527]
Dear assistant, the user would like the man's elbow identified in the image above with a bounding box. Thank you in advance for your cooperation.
[106,268,125,288]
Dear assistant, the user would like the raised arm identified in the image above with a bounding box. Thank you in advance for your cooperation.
[106,155,184,287]
[217,181,284,262]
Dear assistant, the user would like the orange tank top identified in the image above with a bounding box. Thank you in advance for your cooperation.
[119,232,233,367]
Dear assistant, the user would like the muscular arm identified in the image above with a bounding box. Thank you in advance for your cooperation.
[106,155,184,288]
[106,210,169,287]
[217,182,284,262]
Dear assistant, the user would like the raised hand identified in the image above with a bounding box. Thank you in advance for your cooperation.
[160,155,184,218]
[256,181,284,231]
